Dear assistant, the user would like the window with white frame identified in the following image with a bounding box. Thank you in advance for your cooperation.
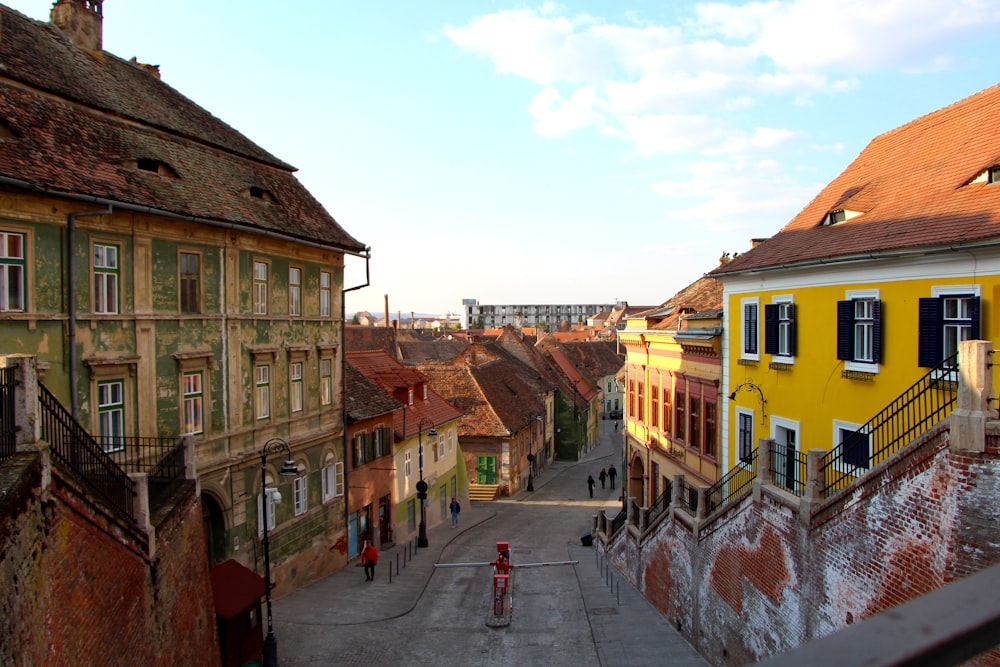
[322,460,345,502]
[740,297,759,360]
[765,297,796,359]
[98,380,125,452]
[833,419,870,470]
[737,409,753,462]
[253,260,268,315]
[437,433,445,460]
[182,371,203,435]
[320,357,333,406]
[448,430,454,453]
[320,271,331,318]
[289,267,301,316]
[257,486,277,535]
[919,285,981,368]
[255,364,270,420]
[404,450,412,478]
[837,289,882,372]
[93,243,119,314]
[293,474,307,516]
[290,362,303,413]
[0,231,25,312]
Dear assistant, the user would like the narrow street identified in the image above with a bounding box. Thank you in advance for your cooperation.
[274,421,707,667]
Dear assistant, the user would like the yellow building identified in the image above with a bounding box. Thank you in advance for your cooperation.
[710,82,1000,485]
[618,276,724,505]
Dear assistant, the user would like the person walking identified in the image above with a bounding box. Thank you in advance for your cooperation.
[449,497,461,527]
[608,464,617,489]
[587,475,595,498]
[362,540,379,582]
[614,420,619,432]
[598,468,607,489]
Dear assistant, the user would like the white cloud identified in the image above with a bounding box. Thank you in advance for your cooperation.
[527,86,606,137]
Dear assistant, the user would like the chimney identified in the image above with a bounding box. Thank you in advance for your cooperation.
[51,0,104,52]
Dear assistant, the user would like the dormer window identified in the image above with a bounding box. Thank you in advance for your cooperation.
[0,119,17,140]
[132,158,179,178]
[990,166,1000,184]
[821,209,861,226]
[245,186,277,203]
[966,166,1000,185]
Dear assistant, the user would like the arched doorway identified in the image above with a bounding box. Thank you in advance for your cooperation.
[201,493,227,567]
[628,454,644,505]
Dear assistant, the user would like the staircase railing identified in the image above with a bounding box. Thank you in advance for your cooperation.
[0,366,15,463]
[822,352,958,497]
[38,383,136,522]
[706,448,758,514]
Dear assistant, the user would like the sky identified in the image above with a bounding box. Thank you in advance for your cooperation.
[8,1,1000,317]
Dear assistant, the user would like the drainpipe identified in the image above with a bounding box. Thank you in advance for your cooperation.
[67,206,113,419]
[342,250,371,544]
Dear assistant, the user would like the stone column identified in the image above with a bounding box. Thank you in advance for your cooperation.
[950,340,991,452]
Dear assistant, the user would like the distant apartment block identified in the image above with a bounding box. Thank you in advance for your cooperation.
[463,298,616,329]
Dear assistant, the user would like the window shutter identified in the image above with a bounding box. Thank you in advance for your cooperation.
[918,298,942,367]
[836,300,853,360]
[743,303,757,354]
[788,303,797,356]
[872,300,883,364]
[764,304,778,355]
[970,296,981,339]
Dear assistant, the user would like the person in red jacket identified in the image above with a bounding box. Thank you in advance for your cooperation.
[362,540,379,582]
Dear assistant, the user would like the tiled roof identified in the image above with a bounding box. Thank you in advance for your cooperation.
[398,339,470,364]
[546,347,599,403]
[711,82,1000,277]
[556,341,624,381]
[647,276,723,331]
[345,326,398,356]
[345,362,402,422]
[0,6,365,254]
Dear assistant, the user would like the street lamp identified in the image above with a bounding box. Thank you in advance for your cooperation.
[417,418,436,548]
[526,414,542,492]
[260,438,298,667]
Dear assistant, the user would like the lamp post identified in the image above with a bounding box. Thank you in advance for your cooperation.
[260,438,299,667]
[417,418,436,548]
[526,414,542,492]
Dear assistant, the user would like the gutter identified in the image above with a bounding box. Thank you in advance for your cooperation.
[0,176,370,259]
[706,238,1000,280]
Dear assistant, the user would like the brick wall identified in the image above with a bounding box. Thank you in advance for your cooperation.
[0,453,219,666]
[600,422,1000,665]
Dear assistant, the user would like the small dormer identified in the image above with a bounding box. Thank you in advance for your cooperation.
[243,186,277,203]
[821,209,862,226]
[130,157,179,178]
[967,165,1000,185]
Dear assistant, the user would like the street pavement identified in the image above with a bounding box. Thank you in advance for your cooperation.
[273,421,708,667]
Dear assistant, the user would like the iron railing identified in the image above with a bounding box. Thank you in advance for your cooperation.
[822,353,958,497]
[105,436,185,511]
[706,447,758,514]
[643,485,672,527]
[38,383,135,522]
[0,367,15,462]
[770,440,808,496]
[609,508,627,535]
[677,477,698,514]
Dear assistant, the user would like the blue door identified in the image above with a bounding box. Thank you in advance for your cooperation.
[348,511,358,559]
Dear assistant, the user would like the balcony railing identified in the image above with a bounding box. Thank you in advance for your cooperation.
[38,383,136,522]
[822,352,958,497]
[706,448,757,514]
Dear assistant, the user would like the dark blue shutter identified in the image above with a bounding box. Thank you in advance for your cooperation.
[764,304,778,355]
[970,297,981,339]
[744,304,757,354]
[918,297,942,367]
[872,300,883,364]
[836,300,853,360]
[788,303,797,357]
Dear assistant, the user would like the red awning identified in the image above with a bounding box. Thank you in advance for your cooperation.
[210,559,265,620]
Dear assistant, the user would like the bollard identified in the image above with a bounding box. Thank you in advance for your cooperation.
[389,565,392,584]
[396,552,400,575]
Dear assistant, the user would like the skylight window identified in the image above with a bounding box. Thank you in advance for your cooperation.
[821,209,861,226]
[245,186,277,203]
[966,166,1000,186]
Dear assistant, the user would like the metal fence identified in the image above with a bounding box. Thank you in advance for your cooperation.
[643,486,672,527]
[609,508,627,535]
[705,448,757,514]
[822,353,958,497]
[770,440,808,496]
[38,383,135,522]
[0,367,15,463]
[677,477,698,514]
[105,436,185,511]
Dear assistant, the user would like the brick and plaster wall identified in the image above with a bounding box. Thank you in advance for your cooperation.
[600,421,1000,665]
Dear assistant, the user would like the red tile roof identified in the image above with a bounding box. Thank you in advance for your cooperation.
[711,82,1000,277]
[0,6,365,254]
[210,560,264,621]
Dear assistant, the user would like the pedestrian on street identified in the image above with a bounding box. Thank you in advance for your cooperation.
[599,468,607,489]
[608,464,617,489]
[587,475,595,498]
[449,497,461,527]
[362,540,379,582]
[614,420,618,432]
